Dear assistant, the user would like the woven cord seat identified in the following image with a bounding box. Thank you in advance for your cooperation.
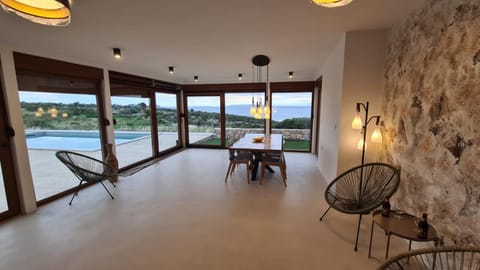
[56,151,118,205]
[319,163,400,251]
[378,246,480,270]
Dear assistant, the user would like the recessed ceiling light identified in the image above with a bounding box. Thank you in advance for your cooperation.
[194,76,199,82]
[311,0,353,8]
[113,48,121,59]
[288,72,294,79]
[238,73,243,80]
[169,66,174,74]
[0,0,71,26]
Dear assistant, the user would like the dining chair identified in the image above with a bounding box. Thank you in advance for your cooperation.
[225,149,254,184]
[259,151,287,188]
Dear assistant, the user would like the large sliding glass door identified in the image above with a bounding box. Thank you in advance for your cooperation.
[271,91,313,151]
[155,92,180,152]
[225,92,265,146]
[111,94,153,168]
[185,95,223,146]
[19,91,104,201]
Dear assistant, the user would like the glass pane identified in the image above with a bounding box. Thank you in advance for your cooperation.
[271,92,312,151]
[111,96,153,167]
[225,92,265,146]
[0,160,7,212]
[187,96,221,146]
[155,93,180,152]
[19,92,102,201]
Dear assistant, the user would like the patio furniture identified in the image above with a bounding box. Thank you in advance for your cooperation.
[56,151,118,205]
[319,162,400,251]
[225,149,254,184]
[377,246,480,270]
[259,151,287,188]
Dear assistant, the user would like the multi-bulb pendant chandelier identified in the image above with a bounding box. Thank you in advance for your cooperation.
[250,55,271,120]
[311,0,353,8]
[0,0,71,26]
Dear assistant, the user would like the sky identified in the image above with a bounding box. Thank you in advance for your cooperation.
[19,91,312,107]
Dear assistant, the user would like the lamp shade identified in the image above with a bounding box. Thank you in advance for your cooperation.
[357,138,366,151]
[311,0,353,8]
[371,127,383,143]
[352,114,362,129]
[0,0,71,26]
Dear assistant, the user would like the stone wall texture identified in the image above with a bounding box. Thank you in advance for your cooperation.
[381,0,480,245]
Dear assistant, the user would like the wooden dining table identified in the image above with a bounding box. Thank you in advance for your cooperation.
[229,133,283,152]
[229,133,284,180]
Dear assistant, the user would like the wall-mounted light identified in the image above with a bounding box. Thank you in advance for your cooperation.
[169,66,175,74]
[0,0,71,26]
[193,76,198,82]
[288,71,294,79]
[238,73,243,80]
[311,0,353,8]
[113,48,121,59]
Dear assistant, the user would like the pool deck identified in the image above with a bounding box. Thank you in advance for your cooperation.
[0,133,212,209]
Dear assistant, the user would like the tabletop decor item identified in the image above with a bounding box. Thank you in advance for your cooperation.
[417,213,429,239]
[381,196,391,217]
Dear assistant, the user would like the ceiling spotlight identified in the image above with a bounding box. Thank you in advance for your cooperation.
[169,66,174,74]
[238,73,243,80]
[0,0,71,26]
[311,0,353,8]
[113,48,121,59]
[194,76,199,82]
[288,72,294,79]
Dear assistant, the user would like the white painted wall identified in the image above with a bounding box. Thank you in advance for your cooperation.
[337,30,387,174]
[315,34,346,182]
[315,30,387,181]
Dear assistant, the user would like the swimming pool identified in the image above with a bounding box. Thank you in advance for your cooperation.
[26,131,150,151]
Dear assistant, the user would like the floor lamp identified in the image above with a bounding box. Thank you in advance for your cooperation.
[351,101,382,251]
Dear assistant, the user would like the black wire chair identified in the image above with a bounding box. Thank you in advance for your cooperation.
[319,162,400,251]
[56,151,118,205]
[378,246,480,270]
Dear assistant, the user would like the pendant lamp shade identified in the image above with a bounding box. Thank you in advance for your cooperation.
[311,0,353,8]
[0,0,71,26]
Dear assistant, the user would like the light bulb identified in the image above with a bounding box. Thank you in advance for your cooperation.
[352,114,362,129]
[371,127,382,143]
[357,138,366,150]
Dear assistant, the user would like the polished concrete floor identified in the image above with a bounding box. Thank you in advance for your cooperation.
[0,149,410,270]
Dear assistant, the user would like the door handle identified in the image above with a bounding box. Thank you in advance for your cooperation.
[6,126,15,137]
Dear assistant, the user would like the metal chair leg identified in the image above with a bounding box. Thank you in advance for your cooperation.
[99,180,115,200]
[319,206,332,221]
[69,180,83,205]
[354,214,363,251]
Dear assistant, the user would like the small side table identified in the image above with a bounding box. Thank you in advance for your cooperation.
[368,210,439,259]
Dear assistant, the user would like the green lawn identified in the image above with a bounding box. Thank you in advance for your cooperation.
[197,138,310,151]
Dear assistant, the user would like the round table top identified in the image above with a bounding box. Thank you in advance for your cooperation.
[372,209,438,242]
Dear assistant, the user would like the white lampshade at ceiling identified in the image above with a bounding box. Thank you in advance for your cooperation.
[311,0,353,8]
[0,0,71,26]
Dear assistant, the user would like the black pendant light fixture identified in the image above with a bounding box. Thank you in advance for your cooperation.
[0,0,71,26]
[169,66,175,74]
[193,76,199,82]
[250,55,271,120]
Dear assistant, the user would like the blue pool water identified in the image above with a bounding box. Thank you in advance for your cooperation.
[26,131,148,151]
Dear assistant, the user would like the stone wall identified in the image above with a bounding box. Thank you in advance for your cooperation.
[381,0,480,244]
[213,128,311,145]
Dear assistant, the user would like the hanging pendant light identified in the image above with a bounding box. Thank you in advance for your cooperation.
[0,0,71,26]
[251,55,271,120]
[311,0,353,8]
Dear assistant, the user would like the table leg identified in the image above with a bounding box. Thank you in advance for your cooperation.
[408,240,412,251]
[368,219,374,258]
[386,233,391,259]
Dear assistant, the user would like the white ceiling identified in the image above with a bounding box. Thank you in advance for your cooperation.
[0,0,426,84]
